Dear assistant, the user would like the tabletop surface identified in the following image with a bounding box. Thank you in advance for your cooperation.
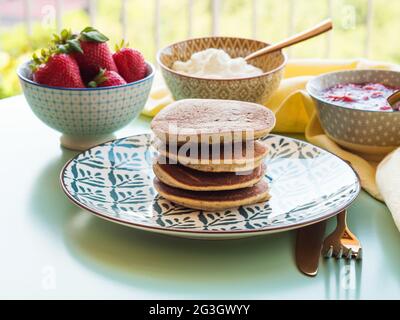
[1,95,399,300]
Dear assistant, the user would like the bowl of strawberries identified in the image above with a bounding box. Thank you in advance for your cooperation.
[17,27,154,150]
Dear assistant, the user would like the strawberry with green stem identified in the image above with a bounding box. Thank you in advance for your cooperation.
[88,68,127,87]
[30,47,85,88]
[53,27,118,82]
[113,40,147,83]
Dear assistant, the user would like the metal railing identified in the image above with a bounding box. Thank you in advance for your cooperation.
[19,0,375,58]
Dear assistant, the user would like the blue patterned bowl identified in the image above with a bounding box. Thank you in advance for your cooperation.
[17,60,154,150]
[307,69,400,157]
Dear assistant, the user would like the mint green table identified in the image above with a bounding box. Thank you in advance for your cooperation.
[1,95,399,299]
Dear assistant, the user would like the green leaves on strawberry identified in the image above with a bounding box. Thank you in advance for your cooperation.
[63,38,83,54]
[30,48,52,72]
[51,27,117,81]
[80,27,109,42]
[51,29,82,54]
[88,68,126,87]
[51,27,108,52]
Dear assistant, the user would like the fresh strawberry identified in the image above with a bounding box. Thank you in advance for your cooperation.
[88,68,127,87]
[31,49,84,88]
[52,27,117,82]
[113,40,147,83]
[73,41,118,81]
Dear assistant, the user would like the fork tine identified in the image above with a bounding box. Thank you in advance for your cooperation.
[336,247,343,259]
[356,248,363,260]
[346,248,353,259]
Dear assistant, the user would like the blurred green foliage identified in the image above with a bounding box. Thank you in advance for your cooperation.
[1,0,400,99]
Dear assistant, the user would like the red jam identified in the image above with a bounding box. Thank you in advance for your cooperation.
[322,83,400,111]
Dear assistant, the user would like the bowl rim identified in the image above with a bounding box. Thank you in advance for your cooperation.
[306,69,400,114]
[17,60,155,91]
[156,36,288,81]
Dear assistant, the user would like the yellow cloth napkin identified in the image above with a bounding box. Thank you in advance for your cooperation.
[142,59,400,201]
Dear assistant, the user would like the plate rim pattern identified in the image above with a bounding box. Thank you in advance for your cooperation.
[59,134,361,236]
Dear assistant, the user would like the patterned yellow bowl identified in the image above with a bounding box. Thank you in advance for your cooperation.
[157,37,287,104]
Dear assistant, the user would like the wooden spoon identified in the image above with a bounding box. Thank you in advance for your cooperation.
[245,19,333,61]
[387,90,400,110]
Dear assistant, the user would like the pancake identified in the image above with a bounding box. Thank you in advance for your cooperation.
[154,139,269,166]
[153,178,270,211]
[153,159,266,191]
[151,99,275,144]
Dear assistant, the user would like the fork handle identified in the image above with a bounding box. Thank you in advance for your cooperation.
[336,210,347,229]
[337,209,358,240]
[336,210,352,239]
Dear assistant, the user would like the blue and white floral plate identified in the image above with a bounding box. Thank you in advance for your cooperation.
[60,134,360,240]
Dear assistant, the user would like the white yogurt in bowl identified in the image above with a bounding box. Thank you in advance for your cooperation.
[172,48,263,79]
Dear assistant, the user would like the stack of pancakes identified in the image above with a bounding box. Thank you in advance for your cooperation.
[151,99,276,211]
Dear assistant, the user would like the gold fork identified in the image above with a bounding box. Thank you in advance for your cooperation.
[322,210,362,260]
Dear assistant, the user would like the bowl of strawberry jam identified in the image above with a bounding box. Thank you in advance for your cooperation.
[307,70,400,155]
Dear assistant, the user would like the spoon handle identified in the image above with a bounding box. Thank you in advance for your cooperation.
[245,19,333,61]
[387,90,400,110]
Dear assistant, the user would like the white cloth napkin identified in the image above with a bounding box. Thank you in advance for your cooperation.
[376,148,400,232]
